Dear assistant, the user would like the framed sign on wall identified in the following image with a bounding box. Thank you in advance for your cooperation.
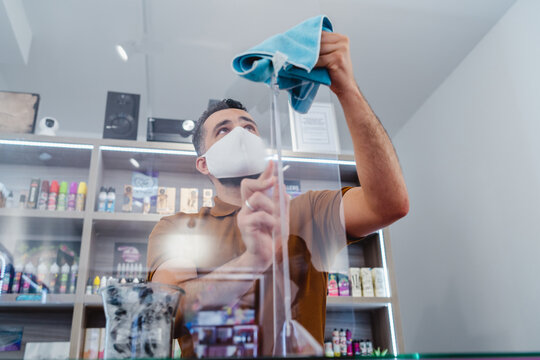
[0,91,40,134]
[289,102,340,154]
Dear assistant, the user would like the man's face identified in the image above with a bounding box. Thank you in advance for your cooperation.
[202,108,260,154]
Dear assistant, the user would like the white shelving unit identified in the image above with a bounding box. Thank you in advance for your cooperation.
[0,133,403,358]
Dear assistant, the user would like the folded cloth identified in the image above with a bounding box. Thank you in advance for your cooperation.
[232,15,333,114]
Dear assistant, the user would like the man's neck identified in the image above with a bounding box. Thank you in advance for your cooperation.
[213,181,242,207]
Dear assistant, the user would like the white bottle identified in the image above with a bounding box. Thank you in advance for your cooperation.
[69,262,78,294]
[59,263,70,294]
[106,188,116,213]
[98,187,107,212]
[49,262,60,294]
[100,276,107,290]
[37,260,48,292]
[23,262,36,293]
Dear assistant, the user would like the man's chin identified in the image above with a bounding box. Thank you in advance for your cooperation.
[217,173,260,187]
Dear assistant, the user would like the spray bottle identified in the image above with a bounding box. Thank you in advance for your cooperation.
[49,262,60,294]
[11,262,23,293]
[48,181,59,211]
[37,180,49,210]
[59,263,70,294]
[37,259,48,292]
[75,182,87,211]
[98,187,107,212]
[57,181,68,211]
[67,182,78,211]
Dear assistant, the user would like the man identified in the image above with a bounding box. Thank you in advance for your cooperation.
[147,31,409,355]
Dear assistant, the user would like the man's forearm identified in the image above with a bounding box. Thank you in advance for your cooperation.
[338,87,409,217]
[176,252,267,322]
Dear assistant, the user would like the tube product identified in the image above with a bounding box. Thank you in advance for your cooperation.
[67,182,78,211]
[76,182,87,211]
[27,178,40,209]
[37,180,49,210]
[57,181,68,211]
[48,181,59,211]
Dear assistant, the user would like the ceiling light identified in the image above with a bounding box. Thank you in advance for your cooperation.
[129,158,140,168]
[100,145,197,156]
[116,45,128,62]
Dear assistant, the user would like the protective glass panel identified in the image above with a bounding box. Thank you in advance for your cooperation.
[0,1,394,359]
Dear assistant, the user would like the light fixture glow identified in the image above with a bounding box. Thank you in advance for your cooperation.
[116,44,128,62]
[281,156,355,166]
[0,139,93,150]
[129,158,140,168]
[100,145,197,156]
[378,229,392,297]
[388,303,398,355]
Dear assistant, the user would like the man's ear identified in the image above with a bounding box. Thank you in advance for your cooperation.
[196,156,210,175]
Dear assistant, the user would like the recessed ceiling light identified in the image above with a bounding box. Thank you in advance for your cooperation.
[116,45,128,62]
[129,158,140,168]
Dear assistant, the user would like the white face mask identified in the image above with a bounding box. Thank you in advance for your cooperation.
[202,126,267,179]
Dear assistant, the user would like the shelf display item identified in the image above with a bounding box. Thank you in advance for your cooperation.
[100,282,183,359]
[360,268,374,297]
[349,268,362,297]
[47,181,59,211]
[372,268,387,297]
[180,188,198,214]
[132,171,158,213]
[122,185,133,212]
[337,273,350,296]
[157,187,176,215]
[26,178,40,209]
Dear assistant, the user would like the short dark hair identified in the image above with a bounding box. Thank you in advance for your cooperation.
[192,98,247,156]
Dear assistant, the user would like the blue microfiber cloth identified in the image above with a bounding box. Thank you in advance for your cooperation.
[232,15,333,114]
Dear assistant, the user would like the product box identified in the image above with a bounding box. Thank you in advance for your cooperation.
[157,187,176,214]
[202,188,213,208]
[360,267,374,297]
[372,267,387,297]
[180,188,199,214]
[327,273,339,296]
[23,342,69,360]
[83,328,100,359]
[337,273,350,296]
[98,328,105,359]
[122,185,133,212]
[348,267,362,297]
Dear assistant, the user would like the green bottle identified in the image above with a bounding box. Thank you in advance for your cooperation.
[57,181,68,211]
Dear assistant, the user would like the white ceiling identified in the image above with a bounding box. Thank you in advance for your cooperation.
[0,0,517,146]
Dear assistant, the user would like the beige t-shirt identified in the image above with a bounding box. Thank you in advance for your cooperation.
[147,187,356,355]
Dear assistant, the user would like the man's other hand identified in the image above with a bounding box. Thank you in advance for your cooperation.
[238,161,289,269]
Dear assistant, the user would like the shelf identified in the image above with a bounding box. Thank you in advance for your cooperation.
[0,208,85,219]
[84,294,102,307]
[0,135,93,168]
[91,212,163,235]
[326,296,391,310]
[0,209,84,239]
[0,293,76,308]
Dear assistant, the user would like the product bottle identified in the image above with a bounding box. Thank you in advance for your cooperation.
[92,276,100,294]
[37,180,49,210]
[143,196,150,214]
[85,278,93,295]
[27,178,40,209]
[69,262,78,294]
[332,329,340,357]
[36,259,48,292]
[106,187,116,213]
[1,263,14,294]
[67,182,78,211]
[75,182,87,211]
[6,191,14,208]
[346,329,353,356]
[57,181,68,211]
[339,329,346,356]
[100,276,107,290]
[59,263,70,294]
[22,262,35,294]
[98,187,107,212]
[365,339,373,355]
[49,262,60,294]
[48,181,59,211]
[11,262,23,293]
[19,194,26,208]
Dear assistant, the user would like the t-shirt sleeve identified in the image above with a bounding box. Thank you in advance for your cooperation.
[146,216,177,281]
[292,187,360,270]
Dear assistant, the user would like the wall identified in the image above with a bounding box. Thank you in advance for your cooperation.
[391,0,540,353]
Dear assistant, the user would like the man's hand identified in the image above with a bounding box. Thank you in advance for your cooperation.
[238,161,290,269]
[316,31,358,97]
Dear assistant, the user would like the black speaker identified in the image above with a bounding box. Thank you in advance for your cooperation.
[103,91,140,140]
[147,118,196,143]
